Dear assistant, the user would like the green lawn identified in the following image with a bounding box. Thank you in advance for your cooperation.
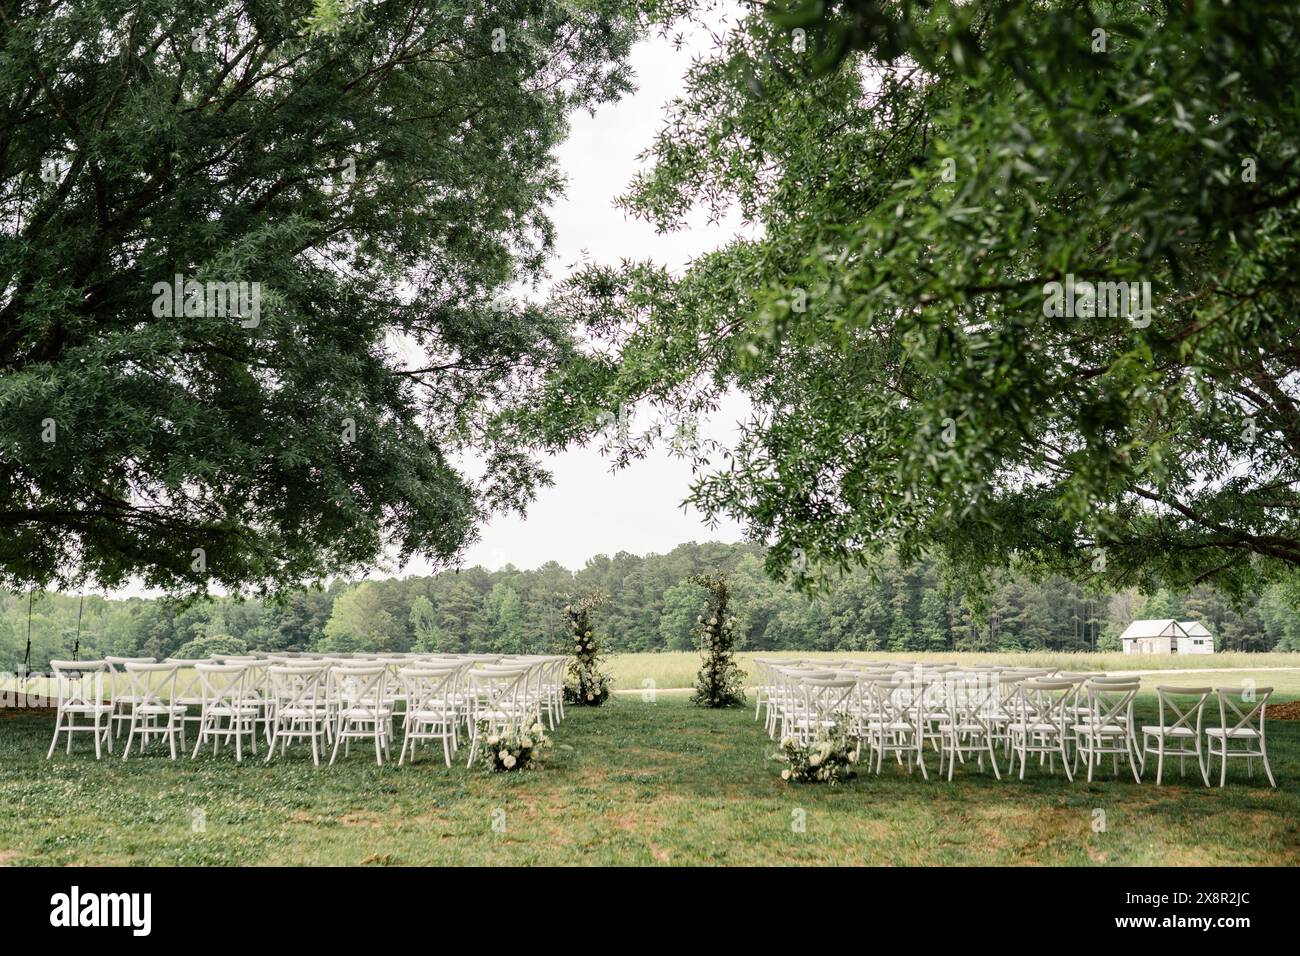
[2,679,1298,866]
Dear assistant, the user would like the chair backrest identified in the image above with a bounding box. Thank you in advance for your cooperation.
[1153,686,1212,736]
[799,677,857,723]
[49,660,107,708]
[1216,685,1272,737]
[466,666,530,724]
[194,663,248,709]
[1082,680,1139,728]
[329,665,387,715]
[267,665,326,712]
[399,667,459,713]
[163,659,207,703]
[1013,679,1076,727]
[104,656,157,697]
[122,662,179,710]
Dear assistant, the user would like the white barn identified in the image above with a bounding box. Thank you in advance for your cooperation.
[1119,619,1215,655]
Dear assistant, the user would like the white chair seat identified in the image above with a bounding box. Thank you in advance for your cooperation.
[63,702,114,714]
[1142,724,1196,737]
[1073,722,1126,734]
[1206,727,1260,739]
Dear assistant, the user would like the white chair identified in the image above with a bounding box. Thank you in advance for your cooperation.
[120,662,187,759]
[265,665,329,765]
[784,677,856,746]
[328,665,392,766]
[46,661,113,759]
[464,666,531,767]
[192,663,260,761]
[863,677,929,780]
[1072,680,1141,783]
[164,658,207,740]
[398,666,460,766]
[1207,686,1276,788]
[1008,679,1075,781]
[938,672,1002,781]
[105,655,156,740]
[1141,686,1211,786]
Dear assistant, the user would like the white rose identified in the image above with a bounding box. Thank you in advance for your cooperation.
[780,737,794,748]
[809,754,822,767]
[586,693,594,701]
[521,737,533,749]
[498,750,509,760]
[487,735,499,746]
[781,769,791,780]
[531,722,543,734]
[503,754,517,769]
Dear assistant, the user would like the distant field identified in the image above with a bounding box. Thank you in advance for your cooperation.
[5,650,1300,705]
[606,651,1300,694]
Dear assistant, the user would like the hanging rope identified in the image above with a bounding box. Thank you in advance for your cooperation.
[22,589,33,683]
[74,593,85,661]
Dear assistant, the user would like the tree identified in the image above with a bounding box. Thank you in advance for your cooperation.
[408,595,452,653]
[319,581,398,652]
[0,0,638,595]
[174,632,247,659]
[536,0,1300,606]
[659,581,708,651]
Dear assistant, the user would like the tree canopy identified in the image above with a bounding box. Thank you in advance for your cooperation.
[533,0,1300,604]
[0,0,638,594]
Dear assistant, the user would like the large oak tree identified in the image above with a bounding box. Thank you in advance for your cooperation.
[0,0,637,593]
[536,0,1300,602]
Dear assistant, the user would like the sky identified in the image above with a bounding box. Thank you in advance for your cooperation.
[414,14,753,577]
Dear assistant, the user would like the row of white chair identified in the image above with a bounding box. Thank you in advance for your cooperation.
[44,654,567,768]
[754,659,1277,787]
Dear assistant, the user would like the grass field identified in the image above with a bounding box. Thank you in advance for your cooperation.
[606,650,1300,693]
[2,654,1298,866]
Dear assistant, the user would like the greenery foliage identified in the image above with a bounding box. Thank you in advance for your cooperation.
[562,590,612,706]
[4,542,1300,672]
[0,0,639,595]
[536,0,1300,606]
[773,724,858,785]
[480,720,550,773]
[690,571,745,707]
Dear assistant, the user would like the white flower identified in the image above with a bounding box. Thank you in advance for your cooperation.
[809,753,823,767]
[498,750,509,761]
[708,618,717,626]
[487,736,499,746]
[531,722,543,734]
[780,737,794,748]
[586,693,594,701]
[781,769,791,780]
[503,754,517,769]
[521,737,533,749]
[585,631,592,638]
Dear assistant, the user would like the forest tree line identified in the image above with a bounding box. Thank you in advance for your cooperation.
[4,542,1300,671]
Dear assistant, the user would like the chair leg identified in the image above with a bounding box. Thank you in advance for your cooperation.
[47,709,64,759]
[1261,739,1277,788]
[1219,742,1228,787]
[1156,740,1165,786]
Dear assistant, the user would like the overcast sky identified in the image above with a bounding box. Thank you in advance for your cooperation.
[419,15,753,577]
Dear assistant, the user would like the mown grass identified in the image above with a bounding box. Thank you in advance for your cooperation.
[1,681,1297,866]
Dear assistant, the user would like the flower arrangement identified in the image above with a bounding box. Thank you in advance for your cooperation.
[690,571,747,708]
[772,724,859,784]
[561,590,612,706]
[480,721,551,773]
